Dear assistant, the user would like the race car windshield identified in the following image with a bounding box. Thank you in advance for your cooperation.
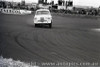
[36,11,50,15]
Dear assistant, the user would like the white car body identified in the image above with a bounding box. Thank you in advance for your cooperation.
[34,9,52,28]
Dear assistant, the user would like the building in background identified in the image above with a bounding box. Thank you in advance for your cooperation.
[57,0,73,10]
[58,0,65,6]
[37,0,51,9]
[66,0,73,10]
[26,3,37,10]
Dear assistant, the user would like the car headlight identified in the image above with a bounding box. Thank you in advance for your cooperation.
[47,17,52,20]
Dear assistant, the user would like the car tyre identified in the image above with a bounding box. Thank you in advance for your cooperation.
[35,24,38,27]
[49,22,52,28]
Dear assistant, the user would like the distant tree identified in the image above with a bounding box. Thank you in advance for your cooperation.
[58,0,62,5]
[2,1,6,8]
[17,3,21,9]
[0,1,2,7]
[30,7,34,11]
[8,2,13,8]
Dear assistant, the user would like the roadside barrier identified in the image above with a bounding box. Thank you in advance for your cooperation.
[0,8,32,15]
[20,10,32,14]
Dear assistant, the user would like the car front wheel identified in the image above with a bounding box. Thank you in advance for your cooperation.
[35,24,38,27]
[49,22,52,28]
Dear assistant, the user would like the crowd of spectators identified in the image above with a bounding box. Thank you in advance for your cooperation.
[0,0,100,16]
[50,7,100,16]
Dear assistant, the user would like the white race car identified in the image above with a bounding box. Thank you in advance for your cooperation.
[34,9,52,28]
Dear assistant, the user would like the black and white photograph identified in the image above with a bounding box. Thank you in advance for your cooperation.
[0,0,100,67]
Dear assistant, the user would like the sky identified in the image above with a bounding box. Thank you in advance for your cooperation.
[2,0,100,7]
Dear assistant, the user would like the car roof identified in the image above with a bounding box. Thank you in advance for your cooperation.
[36,9,50,12]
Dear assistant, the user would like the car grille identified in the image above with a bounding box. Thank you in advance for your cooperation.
[40,17,44,22]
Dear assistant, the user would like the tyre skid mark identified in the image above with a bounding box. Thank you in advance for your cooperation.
[40,31,73,62]
[58,31,99,62]
[14,31,54,62]
[41,30,98,62]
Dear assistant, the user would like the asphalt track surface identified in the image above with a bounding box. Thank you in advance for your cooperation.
[0,13,100,66]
